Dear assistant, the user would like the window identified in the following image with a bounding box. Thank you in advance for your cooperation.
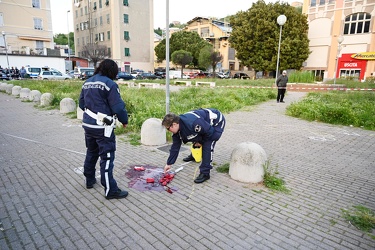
[100,16,103,26]
[75,10,78,18]
[108,48,111,57]
[106,14,110,24]
[80,8,83,16]
[107,31,111,40]
[0,13,3,26]
[77,37,80,45]
[99,32,104,41]
[35,40,43,54]
[95,34,99,42]
[99,0,102,8]
[34,18,43,30]
[319,0,325,5]
[125,48,130,56]
[94,18,97,27]
[123,14,129,23]
[310,0,316,6]
[106,0,109,6]
[344,12,371,35]
[124,31,130,40]
[76,24,79,31]
[85,6,88,14]
[123,0,129,6]
[93,2,96,10]
[32,0,40,8]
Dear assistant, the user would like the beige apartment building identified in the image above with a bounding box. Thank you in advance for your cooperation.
[303,0,375,81]
[71,0,154,72]
[0,0,54,55]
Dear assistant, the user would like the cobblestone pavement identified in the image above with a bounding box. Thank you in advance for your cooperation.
[0,89,374,250]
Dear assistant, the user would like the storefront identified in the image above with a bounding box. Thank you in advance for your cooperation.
[337,53,367,81]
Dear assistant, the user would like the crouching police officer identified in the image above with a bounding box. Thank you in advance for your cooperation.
[162,108,226,183]
[79,59,129,199]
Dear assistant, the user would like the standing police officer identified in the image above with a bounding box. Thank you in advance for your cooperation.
[79,59,129,199]
[162,108,226,183]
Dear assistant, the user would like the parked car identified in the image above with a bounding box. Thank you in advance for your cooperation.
[214,72,226,79]
[136,72,161,80]
[233,72,250,79]
[0,69,12,81]
[154,71,166,79]
[73,67,95,78]
[37,71,72,80]
[192,72,207,79]
[117,72,134,80]
[80,70,95,80]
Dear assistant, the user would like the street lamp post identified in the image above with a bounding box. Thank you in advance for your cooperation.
[275,15,287,86]
[2,31,10,70]
[67,10,71,62]
[165,0,170,114]
[333,35,344,85]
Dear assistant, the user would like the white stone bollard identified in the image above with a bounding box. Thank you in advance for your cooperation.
[40,93,54,106]
[141,118,166,146]
[5,84,14,94]
[0,82,7,92]
[20,88,31,101]
[11,86,22,96]
[29,90,42,102]
[229,142,267,183]
[60,97,76,114]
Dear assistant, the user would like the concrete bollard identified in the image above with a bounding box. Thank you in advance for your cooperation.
[20,88,31,101]
[11,86,22,96]
[141,118,166,146]
[60,97,76,114]
[5,84,14,94]
[29,90,42,102]
[0,83,7,92]
[229,142,267,183]
[40,93,54,106]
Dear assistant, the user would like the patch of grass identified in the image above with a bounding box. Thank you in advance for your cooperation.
[341,205,375,232]
[286,91,375,130]
[216,163,230,173]
[263,160,290,194]
[128,133,141,146]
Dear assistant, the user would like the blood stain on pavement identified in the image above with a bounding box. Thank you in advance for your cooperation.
[125,165,177,193]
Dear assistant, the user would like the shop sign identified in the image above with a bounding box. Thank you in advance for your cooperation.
[344,62,358,67]
[351,52,375,60]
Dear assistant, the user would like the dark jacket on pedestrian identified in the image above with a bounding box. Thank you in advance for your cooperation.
[276,75,288,87]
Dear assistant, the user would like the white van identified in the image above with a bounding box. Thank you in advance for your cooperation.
[73,67,95,78]
[25,66,50,78]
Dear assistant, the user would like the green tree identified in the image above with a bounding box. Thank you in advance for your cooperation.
[154,28,163,37]
[154,31,211,67]
[229,0,310,74]
[53,32,74,49]
[198,46,223,77]
[171,50,193,77]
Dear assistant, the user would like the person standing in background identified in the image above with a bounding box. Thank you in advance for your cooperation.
[276,70,288,103]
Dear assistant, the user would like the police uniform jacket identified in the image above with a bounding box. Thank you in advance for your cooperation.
[79,74,128,127]
[167,108,224,165]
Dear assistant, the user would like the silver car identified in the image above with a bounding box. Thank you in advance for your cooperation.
[37,71,72,80]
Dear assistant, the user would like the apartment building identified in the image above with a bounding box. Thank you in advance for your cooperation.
[72,0,154,72]
[0,0,54,55]
[184,17,246,74]
[303,0,375,81]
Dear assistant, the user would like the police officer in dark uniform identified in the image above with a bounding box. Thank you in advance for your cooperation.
[79,59,129,200]
[162,108,226,183]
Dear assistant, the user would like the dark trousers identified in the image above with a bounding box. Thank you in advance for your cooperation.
[200,117,226,174]
[83,127,118,196]
[277,88,286,102]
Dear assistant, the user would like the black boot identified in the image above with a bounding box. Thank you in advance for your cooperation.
[106,189,129,200]
[194,173,210,183]
[183,154,195,162]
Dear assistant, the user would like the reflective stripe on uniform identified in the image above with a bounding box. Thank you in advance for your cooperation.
[105,152,111,196]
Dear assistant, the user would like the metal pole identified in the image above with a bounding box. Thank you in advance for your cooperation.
[275,25,282,86]
[333,55,338,85]
[165,0,170,114]
[2,31,10,69]
[67,10,71,62]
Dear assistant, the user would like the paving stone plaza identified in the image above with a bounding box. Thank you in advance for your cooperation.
[0,90,374,249]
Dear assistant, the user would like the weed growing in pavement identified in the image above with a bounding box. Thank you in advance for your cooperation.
[216,163,230,173]
[262,160,290,194]
[341,205,375,233]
